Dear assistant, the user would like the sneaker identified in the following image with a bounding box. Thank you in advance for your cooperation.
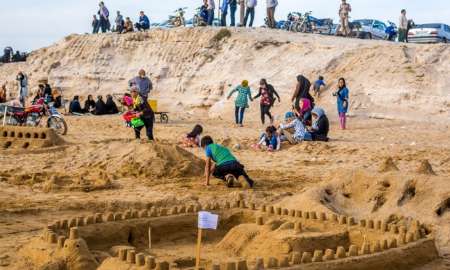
[225,175,235,188]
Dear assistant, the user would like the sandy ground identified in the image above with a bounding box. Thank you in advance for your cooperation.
[0,113,449,269]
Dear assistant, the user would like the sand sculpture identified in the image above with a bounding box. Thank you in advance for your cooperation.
[19,200,439,270]
[0,126,63,150]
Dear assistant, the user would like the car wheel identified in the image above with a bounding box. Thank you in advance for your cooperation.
[365,32,372,39]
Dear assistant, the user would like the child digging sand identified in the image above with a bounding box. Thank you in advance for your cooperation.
[181,124,203,147]
[201,136,254,188]
[252,125,280,151]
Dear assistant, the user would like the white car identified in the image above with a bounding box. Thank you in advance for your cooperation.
[352,19,388,40]
[408,23,450,43]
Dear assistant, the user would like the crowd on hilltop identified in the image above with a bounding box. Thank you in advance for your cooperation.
[92,1,150,34]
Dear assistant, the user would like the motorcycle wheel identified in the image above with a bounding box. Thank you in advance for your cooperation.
[47,116,68,135]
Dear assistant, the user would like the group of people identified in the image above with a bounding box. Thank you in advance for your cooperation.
[92,2,150,34]
[176,74,349,188]
[69,94,118,115]
[202,0,278,28]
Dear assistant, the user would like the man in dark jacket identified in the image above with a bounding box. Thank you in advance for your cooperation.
[69,96,83,114]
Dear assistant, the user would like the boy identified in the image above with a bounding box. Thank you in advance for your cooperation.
[312,76,326,97]
[201,136,254,188]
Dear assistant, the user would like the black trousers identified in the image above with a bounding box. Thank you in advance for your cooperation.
[134,115,154,140]
[260,104,272,124]
[213,161,252,185]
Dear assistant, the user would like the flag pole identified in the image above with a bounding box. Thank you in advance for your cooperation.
[195,228,203,270]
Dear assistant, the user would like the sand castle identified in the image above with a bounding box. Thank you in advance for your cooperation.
[0,126,63,150]
[19,200,438,270]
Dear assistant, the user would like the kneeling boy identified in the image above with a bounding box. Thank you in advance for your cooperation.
[201,136,254,188]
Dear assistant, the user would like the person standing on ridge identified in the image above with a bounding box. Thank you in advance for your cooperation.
[337,0,351,36]
[220,0,229,26]
[92,15,99,34]
[115,11,124,33]
[266,0,278,28]
[398,9,408,42]
[244,0,257,27]
[16,72,28,107]
[129,69,153,100]
[207,0,216,26]
[229,0,237,26]
[98,1,110,33]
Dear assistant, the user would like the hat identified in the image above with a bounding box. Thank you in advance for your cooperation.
[241,80,249,88]
[285,112,295,120]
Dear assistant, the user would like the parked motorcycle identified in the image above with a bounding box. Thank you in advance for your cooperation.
[309,16,334,34]
[169,7,187,27]
[283,12,302,31]
[385,21,398,41]
[293,11,313,33]
[0,98,68,135]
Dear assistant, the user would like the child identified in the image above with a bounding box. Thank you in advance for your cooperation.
[333,78,349,130]
[252,125,281,151]
[278,110,312,144]
[201,136,254,188]
[181,124,203,147]
[313,75,326,97]
[227,80,253,127]
[130,87,154,140]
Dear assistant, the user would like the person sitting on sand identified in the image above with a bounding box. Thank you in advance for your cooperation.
[131,87,154,140]
[201,135,254,188]
[252,125,280,151]
[83,94,96,113]
[105,94,119,114]
[299,98,312,126]
[307,107,329,141]
[227,80,253,127]
[52,88,62,108]
[69,96,83,114]
[95,95,107,115]
[32,86,45,104]
[278,109,312,144]
[181,124,203,147]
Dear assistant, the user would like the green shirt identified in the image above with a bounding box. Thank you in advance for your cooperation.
[205,144,237,166]
[228,86,252,108]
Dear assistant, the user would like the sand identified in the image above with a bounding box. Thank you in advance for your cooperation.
[0,28,449,269]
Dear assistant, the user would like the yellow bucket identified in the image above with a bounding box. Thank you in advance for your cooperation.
[148,100,158,112]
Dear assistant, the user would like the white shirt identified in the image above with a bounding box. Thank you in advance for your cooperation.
[266,0,278,8]
[247,0,257,8]
[399,14,408,29]
[207,0,215,10]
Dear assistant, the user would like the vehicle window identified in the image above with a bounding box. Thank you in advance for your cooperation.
[373,23,385,30]
[354,19,373,26]
[414,23,442,29]
[446,25,450,32]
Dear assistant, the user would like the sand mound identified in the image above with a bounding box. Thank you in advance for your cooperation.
[378,157,399,172]
[1,28,449,123]
[416,160,436,175]
[115,143,205,180]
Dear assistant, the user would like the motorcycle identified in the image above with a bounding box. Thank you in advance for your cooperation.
[168,7,187,27]
[309,16,334,34]
[385,21,398,41]
[283,12,302,31]
[193,6,208,27]
[0,98,68,135]
[292,11,313,33]
[264,17,285,29]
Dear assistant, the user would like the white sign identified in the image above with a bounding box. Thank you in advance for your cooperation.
[198,211,219,230]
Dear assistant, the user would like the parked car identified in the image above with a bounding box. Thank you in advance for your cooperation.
[408,23,450,43]
[352,19,389,39]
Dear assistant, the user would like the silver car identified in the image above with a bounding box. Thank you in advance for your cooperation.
[408,23,450,43]
[352,19,388,40]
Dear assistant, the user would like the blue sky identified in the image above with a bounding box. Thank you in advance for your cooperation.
[1,0,449,52]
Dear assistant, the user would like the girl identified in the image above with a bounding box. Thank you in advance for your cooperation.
[182,124,203,147]
[253,79,280,125]
[333,78,349,130]
[227,80,253,127]
[253,125,281,151]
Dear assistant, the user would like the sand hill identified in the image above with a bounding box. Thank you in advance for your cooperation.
[1,28,449,122]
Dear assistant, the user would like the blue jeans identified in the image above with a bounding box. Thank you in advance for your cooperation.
[207,9,215,26]
[303,132,313,141]
[244,7,255,27]
[235,107,246,125]
[230,4,237,26]
[221,12,227,26]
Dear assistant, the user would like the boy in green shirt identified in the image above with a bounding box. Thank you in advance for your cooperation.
[201,136,254,188]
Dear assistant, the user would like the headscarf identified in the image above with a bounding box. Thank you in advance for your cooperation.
[241,80,249,88]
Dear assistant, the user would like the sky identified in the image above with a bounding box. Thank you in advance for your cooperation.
[0,0,449,52]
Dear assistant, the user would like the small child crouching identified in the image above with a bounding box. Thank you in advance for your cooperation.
[181,124,203,147]
[252,125,281,151]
